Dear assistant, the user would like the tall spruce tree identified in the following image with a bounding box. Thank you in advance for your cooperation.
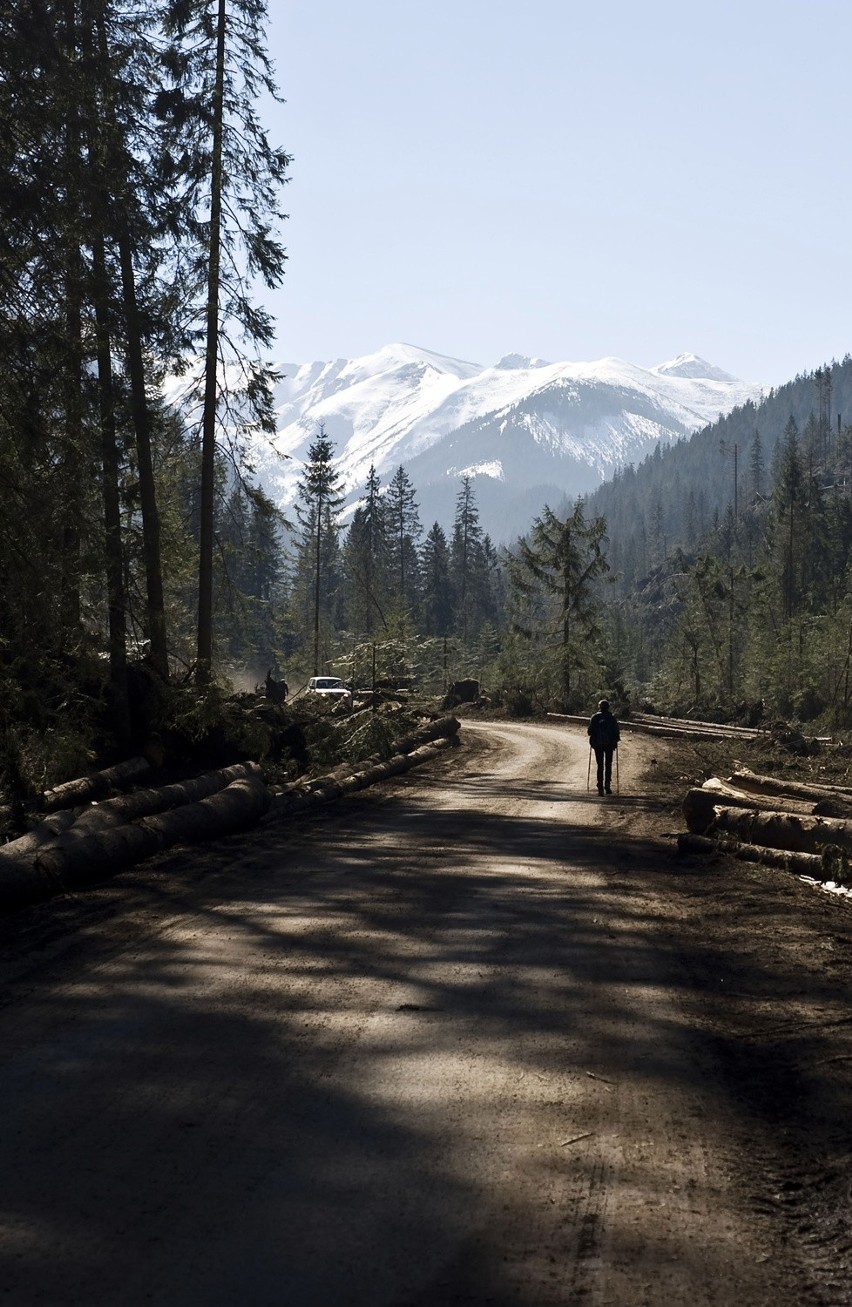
[384,465,421,616]
[157,0,290,684]
[291,428,345,675]
[344,465,388,635]
[420,522,454,637]
[451,476,490,647]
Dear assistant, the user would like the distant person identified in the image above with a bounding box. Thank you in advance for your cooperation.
[588,699,620,795]
[265,669,288,704]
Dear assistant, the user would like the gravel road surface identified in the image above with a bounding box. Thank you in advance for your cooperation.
[1,719,851,1305]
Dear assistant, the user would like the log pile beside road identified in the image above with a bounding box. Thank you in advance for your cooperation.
[680,766,852,884]
[548,711,765,743]
[0,716,461,914]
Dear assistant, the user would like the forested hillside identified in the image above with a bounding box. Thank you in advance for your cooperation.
[585,357,852,726]
[589,358,852,583]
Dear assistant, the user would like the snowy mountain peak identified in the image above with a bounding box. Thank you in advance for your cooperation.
[652,352,738,384]
[254,343,763,543]
[354,342,483,379]
[494,353,551,371]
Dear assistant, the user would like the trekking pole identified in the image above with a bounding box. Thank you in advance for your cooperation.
[587,746,592,792]
[616,745,620,794]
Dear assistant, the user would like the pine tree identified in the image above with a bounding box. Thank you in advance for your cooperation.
[451,476,485,647]
[747,429,765,504]
[508,501,609,709]
[774,417,807,621]
[384,465,422,616]
[420,522,454,637]
[219,481,284,673]
[158,0,290,683]
[344,465,388,635]
[290,427,345,674]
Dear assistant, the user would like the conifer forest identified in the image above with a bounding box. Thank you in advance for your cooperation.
[2,1,852,803]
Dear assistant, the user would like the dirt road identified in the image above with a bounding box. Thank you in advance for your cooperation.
[1,719,851,1305]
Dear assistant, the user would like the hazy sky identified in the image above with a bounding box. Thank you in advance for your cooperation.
[263,0,852,385]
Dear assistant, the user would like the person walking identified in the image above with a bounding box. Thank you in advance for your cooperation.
[588,699,620,795]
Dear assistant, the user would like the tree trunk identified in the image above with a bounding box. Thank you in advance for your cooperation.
[92,234,131,744]
[684,792,852,857]
[91,8,169,681]
[115,216,169,680]
[729,767,852,802]
[40,756,151,813]
[678,831,827,877]
[699,777,817,816]
[196,0,227,685]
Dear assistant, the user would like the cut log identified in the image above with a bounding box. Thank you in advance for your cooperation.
[137,775,271,847]
[711,806,852,857]
[265,735,456,823]
[700,777,820,816]
[684,788,761,832]
[684,785,830,831]
[549,713,752,741]
[632,711,761,736]
[0,856,60,912]
[0,809,80,861]
[729,767,852,802]
[40,757,151,813]
[684,792,852,858]
[71,762,262,833]
[390,715,461,755]
[0,777,271,912]
[678,831,829,876]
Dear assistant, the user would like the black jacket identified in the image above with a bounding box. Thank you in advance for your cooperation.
[588,709,620,751]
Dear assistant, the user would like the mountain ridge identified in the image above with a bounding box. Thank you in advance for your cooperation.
[253,343,763,543]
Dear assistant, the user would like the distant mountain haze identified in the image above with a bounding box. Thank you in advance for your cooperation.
[250,343,763,543]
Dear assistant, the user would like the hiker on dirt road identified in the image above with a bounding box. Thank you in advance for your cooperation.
[588,699,620,795]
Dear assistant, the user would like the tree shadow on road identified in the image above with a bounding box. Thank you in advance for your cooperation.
[1,772,851,1305]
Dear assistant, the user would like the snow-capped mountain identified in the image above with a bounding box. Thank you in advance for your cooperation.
[253,343,762,543]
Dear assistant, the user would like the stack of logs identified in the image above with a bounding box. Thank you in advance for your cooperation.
[680,767,852,883]
[0,716,460,913]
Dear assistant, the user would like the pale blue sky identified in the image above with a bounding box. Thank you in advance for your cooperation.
[264,0,851,385]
